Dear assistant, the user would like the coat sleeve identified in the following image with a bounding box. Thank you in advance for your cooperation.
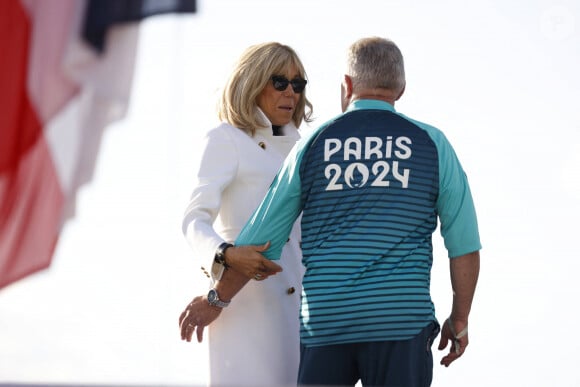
[182,128,238,280]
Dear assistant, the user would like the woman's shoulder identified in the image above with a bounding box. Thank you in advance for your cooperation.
[206,122,250,139]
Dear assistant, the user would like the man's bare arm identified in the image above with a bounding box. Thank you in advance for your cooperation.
[439,250,480,367]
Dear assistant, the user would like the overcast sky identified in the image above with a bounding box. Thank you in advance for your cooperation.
[1,1,579,386]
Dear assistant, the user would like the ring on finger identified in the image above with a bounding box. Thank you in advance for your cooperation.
[254,273,263,280]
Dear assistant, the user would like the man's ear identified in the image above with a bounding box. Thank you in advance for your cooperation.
[341,75,353,112]
[343,74,353,98]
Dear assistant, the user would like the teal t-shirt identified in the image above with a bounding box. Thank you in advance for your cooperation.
[236,99,481,347]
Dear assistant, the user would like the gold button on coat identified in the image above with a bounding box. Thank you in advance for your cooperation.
[287,287,295,295]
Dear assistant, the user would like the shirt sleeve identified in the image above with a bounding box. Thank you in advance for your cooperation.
[433,132,482,258]
[235,140,305,260]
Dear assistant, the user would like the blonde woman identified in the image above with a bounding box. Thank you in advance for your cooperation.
[179,42,313,386]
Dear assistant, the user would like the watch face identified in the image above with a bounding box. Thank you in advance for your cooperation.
[208,289,217,303]
[207,288,229,307]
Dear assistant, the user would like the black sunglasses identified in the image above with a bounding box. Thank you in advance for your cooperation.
[271,75,307,93]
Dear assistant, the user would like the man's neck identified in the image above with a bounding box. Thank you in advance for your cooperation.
[351,89,398,105]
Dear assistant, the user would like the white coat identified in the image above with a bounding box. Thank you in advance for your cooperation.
[182,113,304,387]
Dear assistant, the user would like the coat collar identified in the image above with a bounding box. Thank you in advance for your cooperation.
[255,108,300,140]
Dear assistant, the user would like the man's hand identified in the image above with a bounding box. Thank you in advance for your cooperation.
[178,296,222,343]
[438,317,469,367]
[226,241,283,281]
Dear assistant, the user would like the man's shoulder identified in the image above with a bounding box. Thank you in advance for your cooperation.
[393,112,436,131]
[394,113,450,143]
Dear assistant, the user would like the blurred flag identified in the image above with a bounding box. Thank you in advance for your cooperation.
[0,0,196,290]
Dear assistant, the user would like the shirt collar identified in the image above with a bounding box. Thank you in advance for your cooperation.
[346,99,396,113]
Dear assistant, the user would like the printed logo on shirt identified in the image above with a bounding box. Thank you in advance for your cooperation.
[323,136,411,191]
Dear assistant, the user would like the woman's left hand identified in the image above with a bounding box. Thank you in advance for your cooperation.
[225,242,283,281]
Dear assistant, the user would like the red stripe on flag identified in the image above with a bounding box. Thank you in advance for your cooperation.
[0,0,65,288]
[1,0,196,289]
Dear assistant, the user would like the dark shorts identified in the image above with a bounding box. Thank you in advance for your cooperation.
[298,321,441,387]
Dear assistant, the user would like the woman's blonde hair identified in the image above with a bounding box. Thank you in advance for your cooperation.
[218,42,313,135]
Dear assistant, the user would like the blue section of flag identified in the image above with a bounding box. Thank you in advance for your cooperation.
[83,0,197,51]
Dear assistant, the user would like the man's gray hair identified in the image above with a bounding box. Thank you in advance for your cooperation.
[346,37,405,92]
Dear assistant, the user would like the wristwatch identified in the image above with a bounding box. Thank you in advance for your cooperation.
[207,288,230,308]
[214,242,233,268]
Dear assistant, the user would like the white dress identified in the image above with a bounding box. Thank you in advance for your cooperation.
[182,113,304,387]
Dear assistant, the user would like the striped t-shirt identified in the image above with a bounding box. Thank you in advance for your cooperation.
[236,99,481,347]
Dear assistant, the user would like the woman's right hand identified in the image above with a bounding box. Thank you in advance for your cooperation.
[225,241,283,281]
[179,295,222,343]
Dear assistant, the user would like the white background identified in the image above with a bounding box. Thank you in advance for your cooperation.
[1,0,579,386]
